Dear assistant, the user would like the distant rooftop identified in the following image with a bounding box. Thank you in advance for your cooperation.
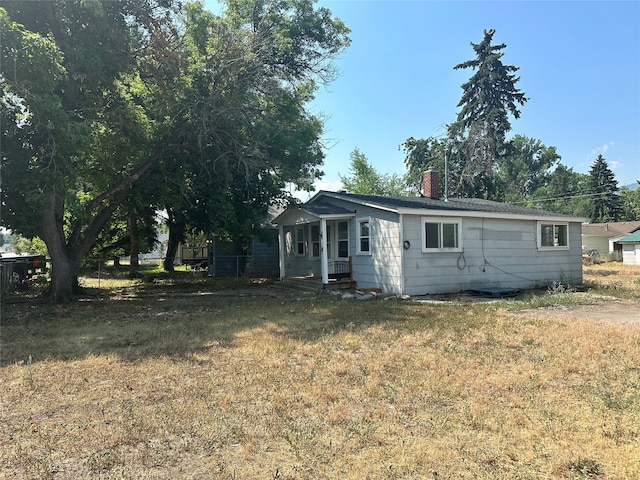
[582,221,640,237]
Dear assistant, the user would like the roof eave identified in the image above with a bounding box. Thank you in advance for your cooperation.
[396,207,583,222]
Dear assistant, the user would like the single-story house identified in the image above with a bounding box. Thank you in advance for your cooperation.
[617,231,640,266]
[581,221,640,255]
[273,171,584,295]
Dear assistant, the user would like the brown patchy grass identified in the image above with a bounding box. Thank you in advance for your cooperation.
[1,264,639,479]
[583,262,640,293]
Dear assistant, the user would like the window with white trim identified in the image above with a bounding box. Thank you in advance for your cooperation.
[337,221,349,258]
[295,226,305,256]
[357,217,371,255]
[326,224,332,259]
[537,222,569,250]
[310,224,320,258]
[421,217,462,252]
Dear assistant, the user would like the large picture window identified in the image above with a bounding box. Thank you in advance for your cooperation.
[357,217,371,255]
[421,217,462,252]
[538,222,569,250]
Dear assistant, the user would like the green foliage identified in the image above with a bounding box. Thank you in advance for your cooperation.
[11,235,49,257]
[500,135,560,201]
[0,0,350,300]
[401,137,448,195]
[448,29,528,199]
[339,148,405,196]
[619,184,640,221]
[525,164,590,216]
[588,155,622,222]
[403,29,528,200]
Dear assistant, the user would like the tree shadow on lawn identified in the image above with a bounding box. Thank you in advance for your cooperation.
[0,288,457,366]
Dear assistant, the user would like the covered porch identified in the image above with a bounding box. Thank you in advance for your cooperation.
[273,201,356,288]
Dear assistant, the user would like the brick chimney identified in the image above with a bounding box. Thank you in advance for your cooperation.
[422,169,440,199]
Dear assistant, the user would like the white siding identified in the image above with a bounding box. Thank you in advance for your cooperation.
[622,244,640,265]
[581,235,610,254]
[352,216,403,293]
[316,198,403,293]
[402,216,583,295]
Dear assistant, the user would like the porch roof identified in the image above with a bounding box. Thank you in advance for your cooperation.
[302,201,355,218]
[618,230,640,243]
[272,200,355,225]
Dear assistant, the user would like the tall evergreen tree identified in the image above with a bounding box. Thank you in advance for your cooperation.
[588,155,622,222]
[449,29,528,199]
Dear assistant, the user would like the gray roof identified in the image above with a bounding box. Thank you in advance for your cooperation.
[313,191,580,218]
[302,201,355,217]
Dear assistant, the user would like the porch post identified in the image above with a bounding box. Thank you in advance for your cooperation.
[278,224,285,280]
[320,218,329,285]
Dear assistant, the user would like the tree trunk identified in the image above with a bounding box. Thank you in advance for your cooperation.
[47,250,79,303]
[128,213,140,278]
[163,209,185,272]
[41,194,78,303]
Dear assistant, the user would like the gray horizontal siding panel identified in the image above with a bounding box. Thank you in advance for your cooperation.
[352,217,402,293]
[402,216,582,295]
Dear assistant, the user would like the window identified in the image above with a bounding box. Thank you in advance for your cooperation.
[326,224,332,259]
[421,217,462,252]
[538,222,569,250]
[337,221,349,258]
[310,224,320,258]
[357,217,371,255]
[295,226,305,256]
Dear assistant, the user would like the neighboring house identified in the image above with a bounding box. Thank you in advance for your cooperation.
[207,231,280,277]
[617,231,640,266]
[273,171,584,295]
[180,205,283,277]
[581,221,640,255]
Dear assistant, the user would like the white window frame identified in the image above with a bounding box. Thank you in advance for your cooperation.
[310,224,320,259]
[421,217,462,253]
[337,221,349,258]
[537,221,569,250]
[357,217,372,255]
[295,225,305,256]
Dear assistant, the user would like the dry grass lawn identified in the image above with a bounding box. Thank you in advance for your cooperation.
[1,263,639,479]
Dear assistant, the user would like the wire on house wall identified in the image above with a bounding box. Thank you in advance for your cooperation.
[479,217,537,282]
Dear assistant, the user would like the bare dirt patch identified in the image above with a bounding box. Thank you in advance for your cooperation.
[512,296,640,324]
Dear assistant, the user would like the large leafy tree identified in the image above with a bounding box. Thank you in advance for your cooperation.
[0,0,350,302]
[588,154,622,222]
[449,28,528,198]
[524,164,590,216]
[339,148,405,196]
[499,134,560,202]
[619,184,640,221]
[156,0,343,271]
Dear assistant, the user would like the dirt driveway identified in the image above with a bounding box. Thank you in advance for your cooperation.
[513,296,640,324]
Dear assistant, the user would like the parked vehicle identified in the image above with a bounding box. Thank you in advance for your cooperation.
[0,254,48,283]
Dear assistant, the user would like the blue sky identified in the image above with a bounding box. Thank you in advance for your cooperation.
[207,1,640,197]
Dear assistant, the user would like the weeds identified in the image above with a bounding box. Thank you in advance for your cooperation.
[1,264,639,478]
